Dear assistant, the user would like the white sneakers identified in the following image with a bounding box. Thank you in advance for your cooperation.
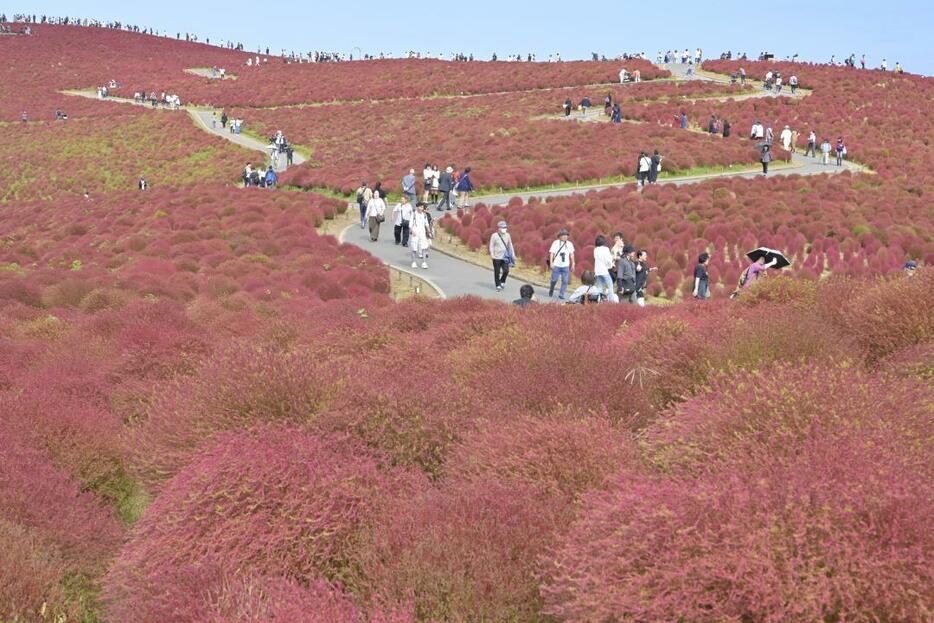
[421,262,429,269]
[411,261,418,269]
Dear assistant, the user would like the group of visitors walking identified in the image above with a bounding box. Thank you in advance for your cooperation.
[636,150,663,187]
[355,184,435,270]
[241,163,277,188]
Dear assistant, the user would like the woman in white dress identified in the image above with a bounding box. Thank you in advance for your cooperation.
[409,202,433,269]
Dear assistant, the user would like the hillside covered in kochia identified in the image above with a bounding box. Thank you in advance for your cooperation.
[1,23,932,623]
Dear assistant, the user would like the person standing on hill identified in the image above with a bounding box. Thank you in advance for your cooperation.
[593,235,619,302]
[722,119,731,137]
[437,166,454,211]
[634,249,656,307]
[616,244,638,303]
[680,110,688,129]
[138,176,148,191]
[409,202,433,269]
[693,252,710,299]
[820,137,832,165]
[548,228,575,299]
[836,137,846,166]
[365,189,387,241]
[739,67,746,85]
[455,167,474,210]
[564,98,573,117]
[402,168,418,205]
[356,181,372,229]
[611,103,622,124]
[789,74,798,94]
[489,220,516,291]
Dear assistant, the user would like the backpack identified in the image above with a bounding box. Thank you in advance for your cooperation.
[356,188,365,203]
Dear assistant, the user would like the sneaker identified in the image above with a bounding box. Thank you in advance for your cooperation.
[411,261,418,269]
[496,285,504,291]
[421,262,428,269]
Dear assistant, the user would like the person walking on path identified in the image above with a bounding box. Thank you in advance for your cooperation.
[422,163,433,203]
[611,103,622,124]
[365,190,387,241]
[637,151,652,188]
[780,125,793,151]
[740,67,746,85]
[593,235,620,302]
[455,167,474,210]
[836,137,846,166]
[790,129,799,154]
[392,195,414,247]
[760,144,772,175]
[789,74,798,95]
[489,220,516,291]
[286,145,294,166]
[806,130,817,157]
[355,181,372,229]
[679,110,688,129]
[722,119,731,138]
[693,252,711,300]
[220,110,228,129]
[409,202,433,269]
[821,138,832,165]
[548,228,575,299]
[765,125,774,145]
[437,166,454,211]
[402,168,418,205]
[649,150,662,183]
[564,97,572,117]
[616,244,638,303]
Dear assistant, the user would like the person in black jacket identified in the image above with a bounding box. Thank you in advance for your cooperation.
[722,119,731,138]
[648,150,662,184]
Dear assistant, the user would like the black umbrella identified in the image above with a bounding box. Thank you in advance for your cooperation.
[746,247,791,269]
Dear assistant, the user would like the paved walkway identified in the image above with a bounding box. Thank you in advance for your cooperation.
[339,221,544,301]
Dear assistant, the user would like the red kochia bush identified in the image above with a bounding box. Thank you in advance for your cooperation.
[357,479,564,622]
[444,414,639,500]
[203,574,414,623]
[543,429,933,622]
[129,344,343,487]
[644,362,933,475]
[0,519,71,623]
[106,426,424,622]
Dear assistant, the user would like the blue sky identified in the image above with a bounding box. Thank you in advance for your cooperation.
[13,0,934,74]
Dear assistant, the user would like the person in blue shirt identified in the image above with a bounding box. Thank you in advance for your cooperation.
[264,167,278,188]
[680,110,688,129]
[455,167,474,210]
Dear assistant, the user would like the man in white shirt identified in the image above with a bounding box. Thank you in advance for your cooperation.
[780,125,793,151]
[392,195,414,246]
[548,228,576,299]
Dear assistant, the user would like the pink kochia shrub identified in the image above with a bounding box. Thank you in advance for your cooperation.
[542,363,933,622]
[105,426,424,623]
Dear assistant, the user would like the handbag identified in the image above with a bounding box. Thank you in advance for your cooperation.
[498,233,515,267]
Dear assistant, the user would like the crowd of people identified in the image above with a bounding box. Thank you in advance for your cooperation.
[131,90,183,109]
[241,163,278,188]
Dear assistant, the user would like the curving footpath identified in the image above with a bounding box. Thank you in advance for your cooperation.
[63,70,868,302]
